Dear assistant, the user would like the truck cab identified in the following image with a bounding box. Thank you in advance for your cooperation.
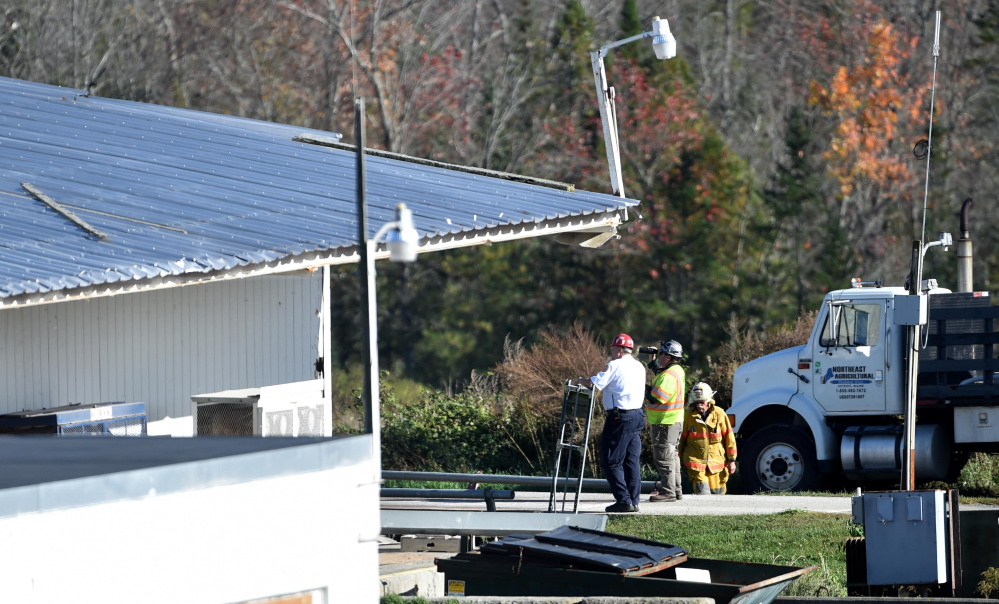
[729,284,962,492]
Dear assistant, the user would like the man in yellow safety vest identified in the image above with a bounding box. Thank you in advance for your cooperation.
[645,340,685,502]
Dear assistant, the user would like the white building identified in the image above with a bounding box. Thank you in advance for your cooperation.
[0,76,637,602]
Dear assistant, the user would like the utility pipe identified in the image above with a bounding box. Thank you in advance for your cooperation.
[383,470,659,492]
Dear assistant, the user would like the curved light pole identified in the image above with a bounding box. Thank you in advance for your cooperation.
[355,99,419,472]
[591,16,677,197]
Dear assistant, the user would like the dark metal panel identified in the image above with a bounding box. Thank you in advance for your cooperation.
[481,525,688,575]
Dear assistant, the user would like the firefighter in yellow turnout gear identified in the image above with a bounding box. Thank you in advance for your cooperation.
[678,382,737,494]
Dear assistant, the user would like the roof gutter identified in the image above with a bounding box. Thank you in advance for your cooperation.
[0,209,629,310]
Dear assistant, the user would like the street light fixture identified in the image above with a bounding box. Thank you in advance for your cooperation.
[591,16,677,198]
[922,231,953,259]
[355,99,419,473]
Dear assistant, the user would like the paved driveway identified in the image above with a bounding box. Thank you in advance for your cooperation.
[381,489,853,516]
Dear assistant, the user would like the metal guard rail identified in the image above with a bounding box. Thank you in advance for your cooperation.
[380,488,514,512]
[383,470,658,492]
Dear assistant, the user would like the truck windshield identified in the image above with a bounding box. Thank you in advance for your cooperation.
[820,303,883,348]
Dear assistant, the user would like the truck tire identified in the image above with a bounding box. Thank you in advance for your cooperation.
[742,425,821,492]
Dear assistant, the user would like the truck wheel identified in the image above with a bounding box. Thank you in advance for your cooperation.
[742,425,820,492]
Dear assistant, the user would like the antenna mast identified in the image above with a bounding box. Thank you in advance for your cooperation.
[919,11,942,243]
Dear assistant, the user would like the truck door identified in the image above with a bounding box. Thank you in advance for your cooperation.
[811,300,887,413]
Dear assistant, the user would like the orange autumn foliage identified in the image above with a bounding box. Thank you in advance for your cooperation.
[808,20,926,199]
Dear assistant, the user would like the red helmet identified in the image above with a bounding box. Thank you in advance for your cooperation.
[611,333,634,351]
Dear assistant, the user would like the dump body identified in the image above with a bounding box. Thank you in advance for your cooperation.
[435,525,814,603]
[437,554,813,603]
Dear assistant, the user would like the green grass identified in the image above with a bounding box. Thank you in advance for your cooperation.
[608,510,854,597]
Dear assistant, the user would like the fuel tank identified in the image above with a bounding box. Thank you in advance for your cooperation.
[840,424,950,481]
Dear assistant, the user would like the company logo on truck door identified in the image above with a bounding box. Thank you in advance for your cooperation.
[822,365,874,384]
[821,365,875,399]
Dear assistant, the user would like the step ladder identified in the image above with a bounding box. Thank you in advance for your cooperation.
[548,380,597,513]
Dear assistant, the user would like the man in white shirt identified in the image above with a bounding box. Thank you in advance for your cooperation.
[574,333,647,513]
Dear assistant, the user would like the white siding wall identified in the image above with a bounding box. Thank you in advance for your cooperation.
[0,452,380,603]
[0,274,322,423]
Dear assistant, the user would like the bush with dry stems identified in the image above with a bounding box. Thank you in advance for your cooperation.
[493,322,617,476]
[495,321,610,413]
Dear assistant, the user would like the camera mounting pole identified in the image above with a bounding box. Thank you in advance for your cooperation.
[590,16,677,198]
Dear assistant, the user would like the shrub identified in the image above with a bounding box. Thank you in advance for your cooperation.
[332,365,424,434]
[331,364,366,434]
[958,452,999,496]
[494,321,609,412]
[978,567,999,599]
[381,387,518,473]
[379,596,434,604]
[781,554,847,597]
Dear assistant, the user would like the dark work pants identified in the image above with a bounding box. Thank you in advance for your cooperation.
[600,408,644,507]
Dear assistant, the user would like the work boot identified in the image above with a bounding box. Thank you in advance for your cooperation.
[675,490,683,501]
[605,501,637,513]
[649,493,677,502]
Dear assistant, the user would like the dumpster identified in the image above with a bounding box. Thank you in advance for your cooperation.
[435,525,815,604]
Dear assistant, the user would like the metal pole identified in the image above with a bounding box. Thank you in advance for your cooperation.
[591,50,625,198]
[904,10,941,491]
[383,470,659,492]
[902,240,922,491]
[356,98,381,467]
[920,11,941,244]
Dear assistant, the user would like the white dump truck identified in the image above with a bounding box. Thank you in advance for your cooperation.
[729,200,999,492]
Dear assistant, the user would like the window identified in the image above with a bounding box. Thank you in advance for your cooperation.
[820,302,882,348]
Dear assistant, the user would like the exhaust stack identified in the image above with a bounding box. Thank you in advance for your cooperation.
[957,198,973,292]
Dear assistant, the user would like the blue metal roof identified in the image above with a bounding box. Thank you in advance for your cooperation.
[0,77,636,306]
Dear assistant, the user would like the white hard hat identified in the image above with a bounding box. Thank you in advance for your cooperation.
[690,382,715,404]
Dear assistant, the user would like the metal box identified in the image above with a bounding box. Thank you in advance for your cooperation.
[954,406,999,444]
[0,402,147,435]
[893,295,927,326]
[853,490,947,585]
[192,379,330,436]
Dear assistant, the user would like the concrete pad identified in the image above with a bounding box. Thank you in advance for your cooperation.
[378,539,448,598]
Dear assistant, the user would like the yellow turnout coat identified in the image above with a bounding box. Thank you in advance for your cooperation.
[678,400,737,491]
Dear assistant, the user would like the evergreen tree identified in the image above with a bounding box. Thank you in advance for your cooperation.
[551,0,595,109]
[619,0,643,60]
[761,106,824,315]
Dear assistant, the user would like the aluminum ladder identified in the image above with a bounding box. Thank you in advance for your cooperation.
[547,380,597,513]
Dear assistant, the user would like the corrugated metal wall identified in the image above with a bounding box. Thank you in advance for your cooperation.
[0,274,322,422]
